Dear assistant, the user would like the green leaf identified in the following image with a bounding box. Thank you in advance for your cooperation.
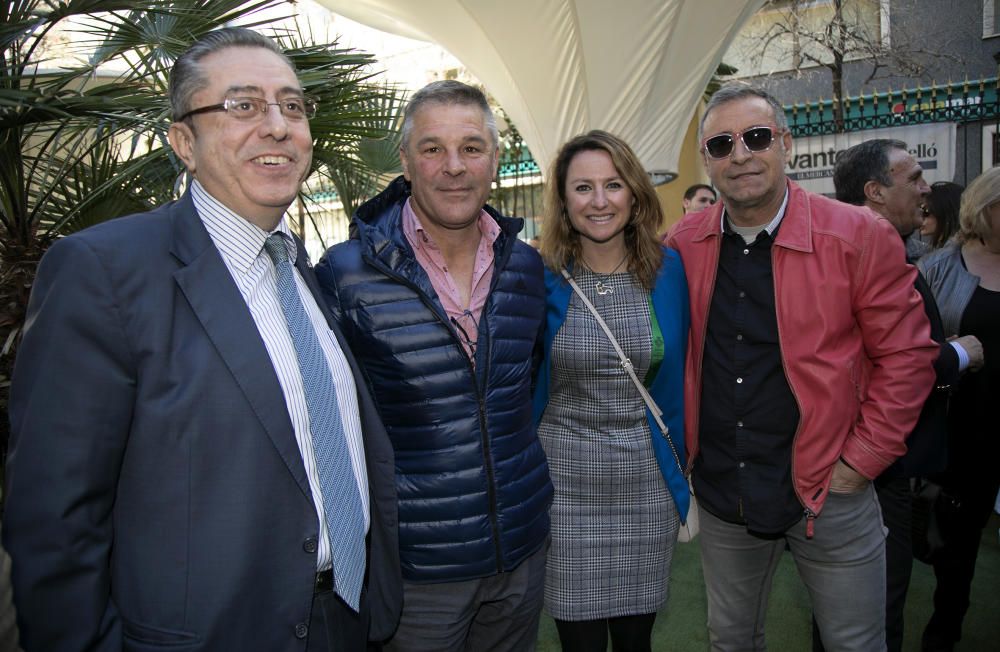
[0,0,407,427]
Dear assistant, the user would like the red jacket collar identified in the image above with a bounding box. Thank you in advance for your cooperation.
[691,180,814,254]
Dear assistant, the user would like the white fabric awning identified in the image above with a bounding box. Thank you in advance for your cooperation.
[315,0,765,179]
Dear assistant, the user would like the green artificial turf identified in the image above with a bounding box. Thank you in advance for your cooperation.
[537,513,1000,651]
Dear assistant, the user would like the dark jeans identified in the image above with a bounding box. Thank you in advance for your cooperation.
[554,613,657,652]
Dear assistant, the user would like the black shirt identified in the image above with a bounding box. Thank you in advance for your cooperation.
[694,219,803,535]
[944,283,1000,509]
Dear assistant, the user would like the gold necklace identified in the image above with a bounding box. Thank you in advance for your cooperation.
[584,256,627,295]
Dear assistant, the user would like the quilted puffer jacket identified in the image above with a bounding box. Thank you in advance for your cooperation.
[314,176,553,583]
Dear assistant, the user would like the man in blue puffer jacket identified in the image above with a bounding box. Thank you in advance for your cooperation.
[315,80,552,652]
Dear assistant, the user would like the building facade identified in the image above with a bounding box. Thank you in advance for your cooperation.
[722,0,999,186]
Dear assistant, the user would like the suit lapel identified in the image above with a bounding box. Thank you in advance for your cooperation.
[914,269,946,343]
[295,239,365,386]
[296,241,396,479]
[169,196,312,499]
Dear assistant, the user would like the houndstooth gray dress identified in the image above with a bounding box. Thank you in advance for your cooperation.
[538,268,679,621]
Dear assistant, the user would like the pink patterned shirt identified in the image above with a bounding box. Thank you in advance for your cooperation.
[402,198,499,362]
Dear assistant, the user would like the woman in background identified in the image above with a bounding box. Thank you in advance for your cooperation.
[917,167,1000,652]
[532,130,689,652]
[920,181,964,249]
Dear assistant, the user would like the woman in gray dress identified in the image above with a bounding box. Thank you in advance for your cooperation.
[532,130,690,652]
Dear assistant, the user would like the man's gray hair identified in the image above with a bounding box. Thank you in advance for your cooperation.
[400,80,498,151]
[169,27,294,122]
[699,83,788,141]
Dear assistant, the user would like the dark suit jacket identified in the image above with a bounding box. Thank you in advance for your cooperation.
[883,268,960,478]
[2,193,401,651]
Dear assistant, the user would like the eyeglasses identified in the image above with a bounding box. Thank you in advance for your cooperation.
[450,313,478,358]
[177,96,317,123]
[701,125,782,160]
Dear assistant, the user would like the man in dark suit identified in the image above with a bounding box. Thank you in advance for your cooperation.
[2,28,400,651]
[830,139,983,652]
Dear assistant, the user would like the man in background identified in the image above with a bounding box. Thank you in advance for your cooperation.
[682,183,717,214]
[832,139,983,652]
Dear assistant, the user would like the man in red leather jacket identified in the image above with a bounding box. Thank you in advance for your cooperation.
[666,85,938,652]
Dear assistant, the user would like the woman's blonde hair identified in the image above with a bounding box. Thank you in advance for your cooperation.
[958,166,1000,243]
[539,130,663,289]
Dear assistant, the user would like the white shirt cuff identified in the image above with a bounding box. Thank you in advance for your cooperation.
[950,340,969,372]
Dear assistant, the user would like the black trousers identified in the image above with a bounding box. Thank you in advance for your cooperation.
[306,586,370,652]
[877,476,914,652]
[921,474,1000,650]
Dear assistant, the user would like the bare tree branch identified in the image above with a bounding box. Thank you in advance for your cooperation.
[734,0,967,115]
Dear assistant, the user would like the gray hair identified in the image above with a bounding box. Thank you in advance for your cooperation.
[699,83,788,141]
[169,27,294,122]
[400,80,498,151]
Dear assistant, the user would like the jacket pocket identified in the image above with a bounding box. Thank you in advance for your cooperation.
[123,619,201,650]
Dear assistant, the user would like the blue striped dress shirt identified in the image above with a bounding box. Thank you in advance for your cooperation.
[192,180,369,572]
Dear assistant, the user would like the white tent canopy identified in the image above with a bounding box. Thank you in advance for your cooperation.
[315,0,764,180]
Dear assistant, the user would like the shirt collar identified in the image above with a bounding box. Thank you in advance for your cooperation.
[401,197,501,250]
[191,179,296,276]
[720,187,790,236]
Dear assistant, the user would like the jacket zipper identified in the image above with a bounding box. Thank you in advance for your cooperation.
[478,240,511,573]
[771,246,813,538]
[689,241,718,477]
[363,236,511,573]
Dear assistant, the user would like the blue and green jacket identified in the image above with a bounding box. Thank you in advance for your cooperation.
[532,247,690,520]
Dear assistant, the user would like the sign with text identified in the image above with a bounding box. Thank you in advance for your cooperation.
[786,123,956,196]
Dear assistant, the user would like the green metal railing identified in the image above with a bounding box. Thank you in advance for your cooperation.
[786,78,999,136]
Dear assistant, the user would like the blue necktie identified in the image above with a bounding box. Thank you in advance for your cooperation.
[264,234,366,611]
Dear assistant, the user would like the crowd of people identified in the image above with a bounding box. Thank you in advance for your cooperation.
[1,26,997,652]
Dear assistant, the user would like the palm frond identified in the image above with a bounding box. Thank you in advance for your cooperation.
[0,0,409,442]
